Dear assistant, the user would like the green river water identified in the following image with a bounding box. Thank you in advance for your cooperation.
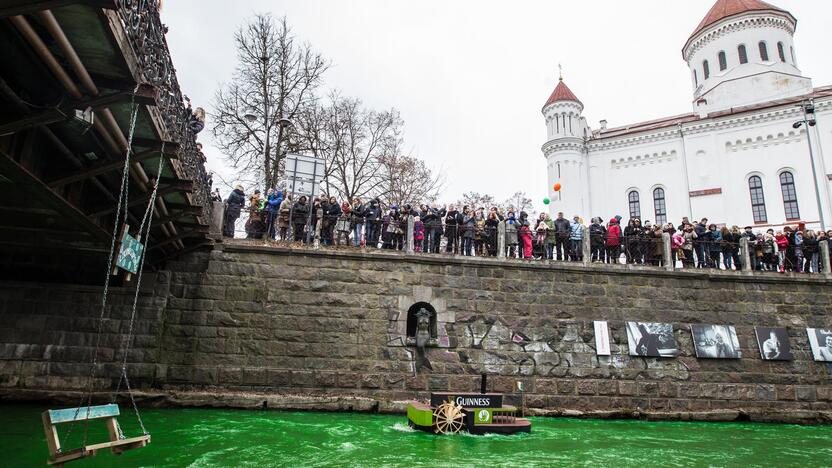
[2,404,832,467]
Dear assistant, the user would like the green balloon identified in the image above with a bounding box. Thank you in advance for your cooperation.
[543,198,550,205]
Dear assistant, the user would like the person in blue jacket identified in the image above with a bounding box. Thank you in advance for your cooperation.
[264,189,283,239]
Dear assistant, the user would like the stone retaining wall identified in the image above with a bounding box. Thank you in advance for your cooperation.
[1,244,831,423]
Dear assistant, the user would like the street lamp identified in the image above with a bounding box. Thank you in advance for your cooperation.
[792,100,826,231]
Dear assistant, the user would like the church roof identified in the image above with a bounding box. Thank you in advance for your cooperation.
[688,0,793,42]
[593,85,832,140]
[543,79,582,108]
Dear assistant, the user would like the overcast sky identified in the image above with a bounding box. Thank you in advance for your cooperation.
[163,0,832,211]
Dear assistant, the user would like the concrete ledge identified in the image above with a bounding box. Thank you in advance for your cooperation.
[220,240,832,285]
[3,388,831,425]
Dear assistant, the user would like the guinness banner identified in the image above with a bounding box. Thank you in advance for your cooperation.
[430,393,503,408]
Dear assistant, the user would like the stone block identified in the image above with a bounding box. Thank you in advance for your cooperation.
[557,380,576,395]
[796,387,817,402]
[618,381,637,396]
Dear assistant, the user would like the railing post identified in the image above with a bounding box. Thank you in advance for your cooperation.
[739,237,752,273]
[497,221,506,259]
[406,215,414,254]
[210,201,224,241]
[582,226,590,266]
[820,240,831,278]
[662,232,673,271]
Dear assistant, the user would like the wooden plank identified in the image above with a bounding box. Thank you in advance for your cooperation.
[0,148,113,245]
[147,231,204,251]
[47,447,91,466]
[41,411,61,457]
[0,0,115,19]
[88,185,190,218]
[163,203,203,215]
[0,87,156,137]
[49,148,171,187]
[47,404,120,424]
[85,434,150,452]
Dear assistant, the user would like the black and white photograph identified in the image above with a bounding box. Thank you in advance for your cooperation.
[594,321,611,356]
[626,322,678,358]
[755,327,793,361]
[691,324,741,359]
[807,328,832,362]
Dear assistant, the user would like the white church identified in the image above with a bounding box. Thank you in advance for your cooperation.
[542,0,832,231]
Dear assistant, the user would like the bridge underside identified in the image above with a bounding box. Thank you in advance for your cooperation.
[0,1,212,282]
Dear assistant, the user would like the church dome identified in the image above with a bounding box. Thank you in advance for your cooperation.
[543,78,582,109]
[686,0,793,47]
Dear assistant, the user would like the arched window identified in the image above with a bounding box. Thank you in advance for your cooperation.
[779,171,800,220]
[777,42,786,62]
[759,41,769,61]
[718,51,727,71]
[628,191,641,219]
[738,44,748,64]
[748,176,767,223]
[653,188,667,225]
[703,60,710,80]
[790,46,796,65]
[693,70,698,86]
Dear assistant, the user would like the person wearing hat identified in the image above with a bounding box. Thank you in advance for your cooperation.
[223,185,246,238]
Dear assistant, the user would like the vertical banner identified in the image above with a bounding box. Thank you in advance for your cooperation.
[594,320,611,356]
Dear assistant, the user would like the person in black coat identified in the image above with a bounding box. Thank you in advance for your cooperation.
[223,185,245,238]
[320,196,341,246]
[553,212,571,261]
[425,203,446,253]
[365,198,383,248]
[291,196,310,242]
[444,206,462,254]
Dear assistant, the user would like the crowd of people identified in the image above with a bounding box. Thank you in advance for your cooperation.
[219,187,832,274]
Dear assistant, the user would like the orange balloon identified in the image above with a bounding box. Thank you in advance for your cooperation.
[553,183,562,192]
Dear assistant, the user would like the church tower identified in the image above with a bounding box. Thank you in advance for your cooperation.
[541,76,590,218]
[683,0,812,114]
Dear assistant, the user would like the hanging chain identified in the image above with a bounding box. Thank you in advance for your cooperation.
[64,98,140,449]
[112,142,165,436]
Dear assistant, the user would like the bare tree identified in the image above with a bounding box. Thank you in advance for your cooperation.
[503,191,533,213]
[212,14,328,190]
[456,192,498,211]
[295,93,402,203]
[376,143,443,207]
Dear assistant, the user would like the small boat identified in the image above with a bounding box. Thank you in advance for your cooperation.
[407,392,532,435]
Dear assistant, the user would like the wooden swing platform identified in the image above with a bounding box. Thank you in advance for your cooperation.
[42,404,150,467]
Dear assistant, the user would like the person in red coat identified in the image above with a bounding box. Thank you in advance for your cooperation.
[605,218,623,264]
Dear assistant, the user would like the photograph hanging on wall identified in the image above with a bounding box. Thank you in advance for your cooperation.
[691,324,741,359]
[807,328,832,362]
[754,327,793,361]
[594,321,611,356]
[626,322,678,358]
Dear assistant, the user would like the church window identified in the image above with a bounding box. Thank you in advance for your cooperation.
[738,44,748,64]
[790,46,796,65]
[555,114,559,132]
[703,60,710,80]
[718,51,727,71]
[759,41,769,61]
[628,191,641,219]
[569,115,573,134]
[779,171,800,220]
[777,42,786,62]
[693,70,698,86]
[748,176,767,223]
[653,188,667,225]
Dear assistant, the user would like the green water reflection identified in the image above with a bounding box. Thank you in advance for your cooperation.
[2,404,831,467]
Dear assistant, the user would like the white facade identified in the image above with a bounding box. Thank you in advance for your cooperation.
[542,0,832,231]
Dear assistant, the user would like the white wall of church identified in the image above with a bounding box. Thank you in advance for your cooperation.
[576,107,832,231]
